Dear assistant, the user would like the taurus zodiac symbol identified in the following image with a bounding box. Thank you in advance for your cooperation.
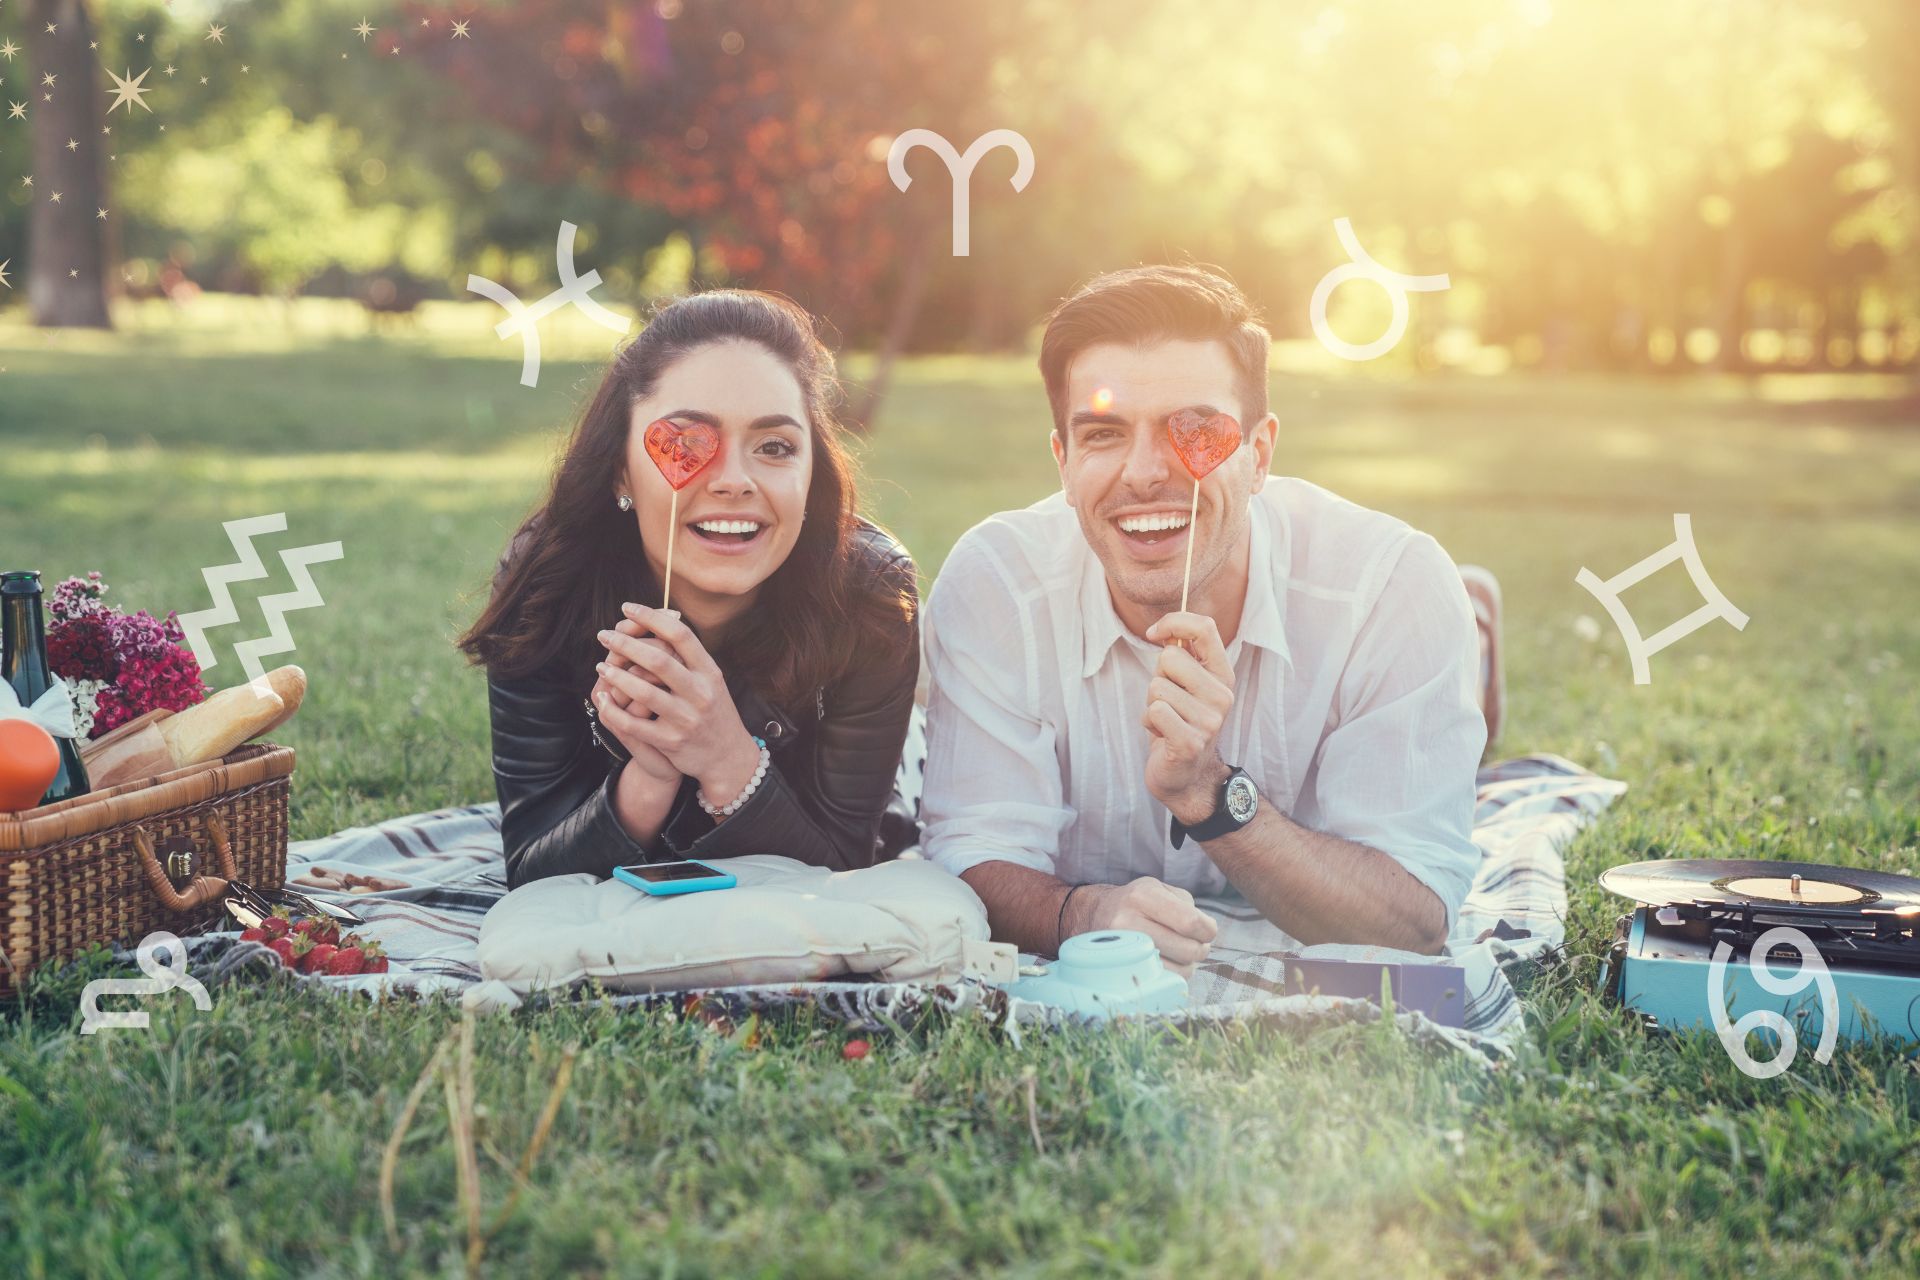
[1309,218,1451,361]
[887,128,1035,257]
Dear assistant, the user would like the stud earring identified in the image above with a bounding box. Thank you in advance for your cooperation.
[617,493,633,511]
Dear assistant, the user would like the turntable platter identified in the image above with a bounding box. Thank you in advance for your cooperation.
[1599,858,1920,912]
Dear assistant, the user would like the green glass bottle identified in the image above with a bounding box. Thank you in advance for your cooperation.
[1,570,92,806]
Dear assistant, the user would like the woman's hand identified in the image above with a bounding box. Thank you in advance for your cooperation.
[590,617,680,785]
[596,604,764,811]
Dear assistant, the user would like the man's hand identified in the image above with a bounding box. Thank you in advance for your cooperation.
[1073,876,1219,978]
[1140,610,1236,825]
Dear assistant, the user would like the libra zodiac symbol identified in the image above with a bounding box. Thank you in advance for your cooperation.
[887,128,1035,257]
[1575,514,1750,685]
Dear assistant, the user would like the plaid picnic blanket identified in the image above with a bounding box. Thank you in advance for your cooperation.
[149,737,1624,1060]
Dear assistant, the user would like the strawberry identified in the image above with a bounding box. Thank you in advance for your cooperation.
[843,1039,871,1061]
[299,942,337,975]
[262,910,293,940]
[294,916,340,946]
[240,926,266,942]
[267,936,297,966]
[358,938,389,975]
[322,946,366,977]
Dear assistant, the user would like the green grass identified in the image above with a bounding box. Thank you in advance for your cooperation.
[2,298,1919,1277]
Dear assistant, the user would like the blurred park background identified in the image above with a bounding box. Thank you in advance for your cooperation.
[3,0,1919,404]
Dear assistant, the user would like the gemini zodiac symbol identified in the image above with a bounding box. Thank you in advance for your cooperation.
[1575,514,1750,685]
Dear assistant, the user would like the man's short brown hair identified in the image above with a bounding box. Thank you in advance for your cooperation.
[1038,264,1271,436]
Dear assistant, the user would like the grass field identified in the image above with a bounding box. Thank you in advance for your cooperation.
[2,297,1919,1277]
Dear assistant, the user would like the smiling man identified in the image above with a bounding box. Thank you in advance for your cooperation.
[919,265,1493,974]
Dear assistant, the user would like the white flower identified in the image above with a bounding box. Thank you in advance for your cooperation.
[67,677,107,739]
[1572,615,1603,643]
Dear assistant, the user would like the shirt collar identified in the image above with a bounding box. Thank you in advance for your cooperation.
[1077,490,1292,679]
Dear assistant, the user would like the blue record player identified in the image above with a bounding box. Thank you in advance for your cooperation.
[1597,858,1920,1049]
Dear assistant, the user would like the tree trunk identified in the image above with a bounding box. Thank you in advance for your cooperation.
[846,216,933,434]
[26,0,111,328]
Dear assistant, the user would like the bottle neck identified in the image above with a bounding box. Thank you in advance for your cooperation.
[2,591,52,691]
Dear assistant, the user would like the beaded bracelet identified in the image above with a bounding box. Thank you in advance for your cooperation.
[698,736,769,819]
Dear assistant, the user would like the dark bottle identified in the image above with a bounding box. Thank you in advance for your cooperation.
[1,570,92,806]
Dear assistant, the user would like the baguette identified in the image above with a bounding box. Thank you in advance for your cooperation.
[256,664,307,737]
[157,681,286,768]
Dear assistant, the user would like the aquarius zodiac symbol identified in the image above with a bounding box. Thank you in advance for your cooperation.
[1309,218,1451,361]
[79,932,212,1034]
[176,513,345,695]
[1707,927,1837,1079]
[887,128,1035,256]
[1575,514,1749,685]
[467,220,632,388]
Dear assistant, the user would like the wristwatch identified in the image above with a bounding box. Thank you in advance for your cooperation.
[1169,766,1260,849]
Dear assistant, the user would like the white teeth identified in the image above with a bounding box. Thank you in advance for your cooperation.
[1117,513,1190,534]
[693,519,761,535]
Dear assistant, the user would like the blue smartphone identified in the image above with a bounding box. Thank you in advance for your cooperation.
[611,859,737,896]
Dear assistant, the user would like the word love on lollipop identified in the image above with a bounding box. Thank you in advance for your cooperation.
[1165,406,1241,614]
[642,416,722,611]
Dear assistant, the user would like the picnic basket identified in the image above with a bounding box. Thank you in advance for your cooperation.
[0,741,295,996]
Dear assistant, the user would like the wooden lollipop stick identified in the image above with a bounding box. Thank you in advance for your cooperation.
[663,489,678,612]
[1176,479,1201,614]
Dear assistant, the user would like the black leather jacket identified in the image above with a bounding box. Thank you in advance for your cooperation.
[487,522,921,889]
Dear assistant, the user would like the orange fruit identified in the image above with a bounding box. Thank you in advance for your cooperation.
[0,718,61,811]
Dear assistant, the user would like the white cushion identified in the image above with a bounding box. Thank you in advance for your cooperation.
[476,855,989,995]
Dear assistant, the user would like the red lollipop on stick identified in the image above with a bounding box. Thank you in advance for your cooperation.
[1165,408,1241,614]
[642,417,721,611]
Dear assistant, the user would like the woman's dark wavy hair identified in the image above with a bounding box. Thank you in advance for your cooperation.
[458,289,911,714]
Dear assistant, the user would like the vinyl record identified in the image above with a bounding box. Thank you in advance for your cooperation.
[1599,858,1920,912]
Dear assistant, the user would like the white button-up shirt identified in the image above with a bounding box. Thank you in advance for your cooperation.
[920,476,1486,936]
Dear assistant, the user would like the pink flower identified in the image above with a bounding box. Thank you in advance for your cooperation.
[45,570,206,738]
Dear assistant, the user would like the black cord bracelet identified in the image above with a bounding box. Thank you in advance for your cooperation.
[1055,884,1086,956]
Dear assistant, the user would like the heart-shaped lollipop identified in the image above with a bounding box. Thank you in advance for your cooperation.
[643,417,721,491]
[1166,408,1241,481]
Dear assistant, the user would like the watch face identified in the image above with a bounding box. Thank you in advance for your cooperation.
[1225,774,1258,823]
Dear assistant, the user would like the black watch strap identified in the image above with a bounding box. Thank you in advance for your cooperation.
[1170,767,1258,849]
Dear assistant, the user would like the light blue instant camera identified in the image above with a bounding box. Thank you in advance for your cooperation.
[1004,929,1191,1019]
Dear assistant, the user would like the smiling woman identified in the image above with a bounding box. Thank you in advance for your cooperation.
[456,290,921,888]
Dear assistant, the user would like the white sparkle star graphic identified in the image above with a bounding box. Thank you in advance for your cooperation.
[452,20,471,38]
[0,41,17,62]
[65,137,76,151]
[7,101,23,120]
[354,19,374,42]
[49,190,60,203]
[206,23,225,44]
[136,33,146,43]
[106,67,154,114]
[96,207,108,219]
[44,24,56,36]
[19,174,30,187]
[199,76,208,85]
[164,65,177,77]
[67,268,77,278]
[40,72,54,87]
[0,260,10,290]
